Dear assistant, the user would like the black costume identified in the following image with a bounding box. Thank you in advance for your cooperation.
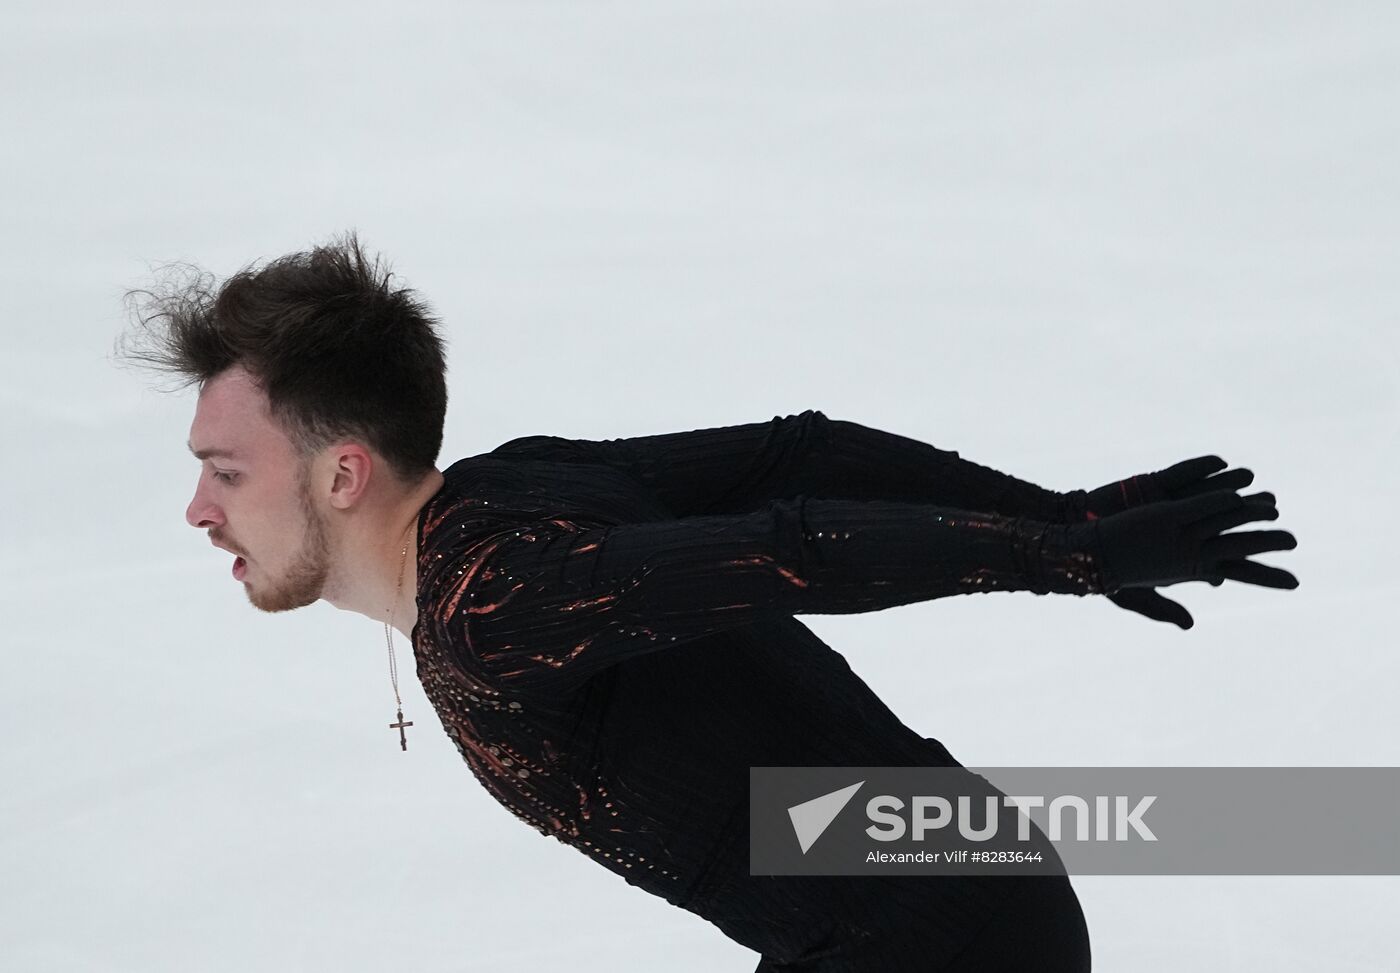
[410,410,1095,971]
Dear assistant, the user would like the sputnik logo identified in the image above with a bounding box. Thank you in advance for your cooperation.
[788,780,865,854]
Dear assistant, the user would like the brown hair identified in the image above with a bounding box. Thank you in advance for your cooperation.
[114,229,448,485]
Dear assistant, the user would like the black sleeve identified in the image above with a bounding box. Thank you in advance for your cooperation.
[432,496,1104,695]
[491,409,1076,521]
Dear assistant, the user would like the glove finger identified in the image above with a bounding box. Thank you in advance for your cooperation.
[1191,493,1278,537]
[1203,529,1297,560]
[1178,488,1256,522]
[1174,467,1254,498]
[1153,455,1228,491]
[1213,559,1300,589]
[1108,589,1195,629]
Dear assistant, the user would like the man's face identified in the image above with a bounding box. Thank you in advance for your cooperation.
[185,365,331,613]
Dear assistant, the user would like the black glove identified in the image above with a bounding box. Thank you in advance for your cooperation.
[1062,455,1268,629]
[1068,489,1299,598]
[1072,454,1258,520]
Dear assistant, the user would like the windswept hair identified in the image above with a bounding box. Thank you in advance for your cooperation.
[114,230,449,485]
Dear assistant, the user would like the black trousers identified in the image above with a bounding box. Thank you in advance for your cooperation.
[751,874,1091,972]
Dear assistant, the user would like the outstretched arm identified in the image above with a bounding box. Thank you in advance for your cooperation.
[491,410,1081,522]
[423,496,1103,695]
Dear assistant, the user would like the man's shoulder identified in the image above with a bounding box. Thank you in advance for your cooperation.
[436,436,610,496]
[433,452,544,512]
[428,435,656,534]
[429,447,613,529]
[485,433,602,464]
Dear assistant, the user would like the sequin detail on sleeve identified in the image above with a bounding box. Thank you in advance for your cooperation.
[425,494,1101,695]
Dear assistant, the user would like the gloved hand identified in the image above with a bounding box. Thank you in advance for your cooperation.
[1068,454,1259,520]
[1066,489,1298,619]
[1061,455,1272,629]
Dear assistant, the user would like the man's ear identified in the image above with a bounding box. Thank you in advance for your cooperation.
[325,444,375,510]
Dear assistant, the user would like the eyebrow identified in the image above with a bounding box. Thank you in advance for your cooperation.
[187,439,242,461]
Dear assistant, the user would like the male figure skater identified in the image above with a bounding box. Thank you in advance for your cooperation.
[117,233,1298,971]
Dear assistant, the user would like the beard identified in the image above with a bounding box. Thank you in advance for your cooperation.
[244,469,331,614]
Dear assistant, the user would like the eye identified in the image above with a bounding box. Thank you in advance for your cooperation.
[212,470,238,484]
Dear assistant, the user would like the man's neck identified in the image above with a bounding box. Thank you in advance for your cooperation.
[326,467,445,637]
[388,468,445,638]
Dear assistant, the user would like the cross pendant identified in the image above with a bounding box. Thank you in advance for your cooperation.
[389,707,413,751]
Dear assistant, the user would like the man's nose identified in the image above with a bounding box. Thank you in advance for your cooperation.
[186,481,223,529]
